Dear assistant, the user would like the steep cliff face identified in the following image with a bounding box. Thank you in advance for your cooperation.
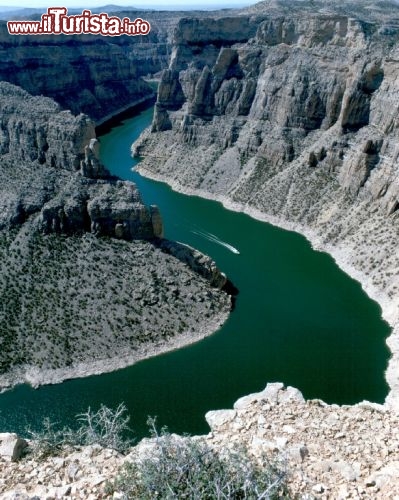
[0,9,236,124]
[133,2,399,406]
[0,82,94,169]
[0,81,161,240]
[0,82,94,229]
[138,11,399,227]
[0,82,230,389]
[0,23,155,123]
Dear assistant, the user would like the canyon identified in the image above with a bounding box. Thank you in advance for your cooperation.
[0,80,231,390]
[0,8,224,124]
[1,1,399,498]
[134,0,399,409]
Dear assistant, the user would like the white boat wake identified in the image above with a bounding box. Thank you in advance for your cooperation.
[192,229,240,254]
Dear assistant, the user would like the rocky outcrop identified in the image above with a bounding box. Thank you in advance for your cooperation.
[2,383,399,498]
[0,81,231,390]
[151,15,261,132]
[38,178,163,241]
[87,181,156,240]
[0,82,94,229]
[0,434,27,462]
[0,22,155,123]
[133,0,399,406]
[80,139,107,179]
[205,383,399,498]
[0,82,94,171]
[159,240,227,289]
[0,82,162,242]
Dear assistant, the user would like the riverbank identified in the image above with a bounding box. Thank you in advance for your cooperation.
[95,95,157,133]
[0,308,230,394]
[135,162,399,409]
[0,207,232,395]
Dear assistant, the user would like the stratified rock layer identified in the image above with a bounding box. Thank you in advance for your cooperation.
[133,0,399,407]
[0,9,246,124]
[0,82,230,390]
[0,23,154,123]
[0,82,159,242]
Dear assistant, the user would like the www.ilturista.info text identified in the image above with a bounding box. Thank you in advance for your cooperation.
[7,8,151,36]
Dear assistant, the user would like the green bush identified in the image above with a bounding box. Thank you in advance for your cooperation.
[108,417,290,499]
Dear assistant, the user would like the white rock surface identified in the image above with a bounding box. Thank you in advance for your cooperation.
[0,434,27,462]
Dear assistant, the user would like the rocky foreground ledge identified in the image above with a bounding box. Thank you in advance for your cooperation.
[1,383,399,499]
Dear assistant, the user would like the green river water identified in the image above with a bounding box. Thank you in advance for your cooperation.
[0,105,390,439]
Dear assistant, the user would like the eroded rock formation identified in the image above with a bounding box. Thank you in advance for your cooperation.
[0,9,239,124]
[133,0,399,406]
[0,23,154,123]
[0,81,230,389]
[0,82,160,242]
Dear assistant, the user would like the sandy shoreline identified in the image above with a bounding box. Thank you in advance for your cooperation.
[136,164,399,410]
[0,309,230,394]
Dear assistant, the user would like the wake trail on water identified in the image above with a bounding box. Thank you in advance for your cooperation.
[191,229,240,255]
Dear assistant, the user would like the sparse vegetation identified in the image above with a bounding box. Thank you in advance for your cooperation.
[26,407,291,499]
[107,417,290,499]
[27,403,133,459]
[0,228,230,383]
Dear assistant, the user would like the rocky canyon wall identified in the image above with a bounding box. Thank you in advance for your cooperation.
[0,81,163,240]
[0,81,231,389]
[0,9,233,124]
[0,23,155,123]
[133,2,399,406]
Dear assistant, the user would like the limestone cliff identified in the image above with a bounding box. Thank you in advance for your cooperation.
[0,9,238,124]
[133,0,399,406]
[0,22,156,123]
[0,81,161,241]
[0,82,94,229]
[0,81,230,390]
